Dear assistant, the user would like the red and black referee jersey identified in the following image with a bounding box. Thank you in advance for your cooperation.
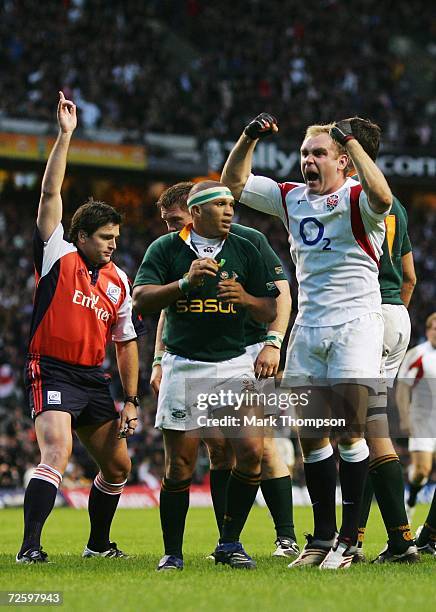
[28,223,137,367]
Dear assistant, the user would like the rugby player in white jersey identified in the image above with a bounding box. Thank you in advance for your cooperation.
[221,114,393,569]
[397,313,436,521]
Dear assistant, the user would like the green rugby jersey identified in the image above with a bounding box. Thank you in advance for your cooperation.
[379,197,412,305]
[134,226,279,362]
[230,223,287,345]
[351,175,411,305]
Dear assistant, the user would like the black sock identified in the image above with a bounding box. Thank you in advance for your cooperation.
[339,455,369,544]
[370,455,412,554]
[304,455,337,541]
[87,485,122,552]
[407,482,424,507]
[210,469,231,536]
[416,490,436,547]
[220,468,261,543]
[261,476,296,541]
[357,474,374,548]
[20,478,58,554]
[160,477,191,558]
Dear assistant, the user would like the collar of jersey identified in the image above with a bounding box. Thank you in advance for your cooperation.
[178,223,227,258]
[306,176,357,202]
[77,247,108,271]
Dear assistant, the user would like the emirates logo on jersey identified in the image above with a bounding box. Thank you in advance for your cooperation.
[72,289,111,321]
[326,194,339,211]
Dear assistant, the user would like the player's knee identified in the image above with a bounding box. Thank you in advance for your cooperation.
[166,455,195,481]
[101,452,131,482]
[337,433,364,447]
[414,465,431,482]
[41,446,70,474]
[367,437,395,460]
[207,442,233,470]
[261,437,277,466]
[235,444,263,473]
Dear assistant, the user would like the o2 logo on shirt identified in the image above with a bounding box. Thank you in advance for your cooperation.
[299,217,331,251]
[106,282,122,304]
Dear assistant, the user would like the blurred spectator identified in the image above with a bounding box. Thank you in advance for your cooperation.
[0,1,434,145]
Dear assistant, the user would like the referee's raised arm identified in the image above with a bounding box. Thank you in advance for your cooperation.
[37,91,77,242]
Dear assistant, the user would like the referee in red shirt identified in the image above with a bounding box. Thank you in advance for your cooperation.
[17,92,140,563]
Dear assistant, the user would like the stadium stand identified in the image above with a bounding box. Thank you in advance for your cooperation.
[1,0,435,144]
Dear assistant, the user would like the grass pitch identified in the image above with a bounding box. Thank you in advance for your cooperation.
[0,505,434,612]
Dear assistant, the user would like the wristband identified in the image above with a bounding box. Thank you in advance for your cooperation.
[152,350,164,368]
[264,331,284,349]
[124,395,139,407]
[178,276,190,296]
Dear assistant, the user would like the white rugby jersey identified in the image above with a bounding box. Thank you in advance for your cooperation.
[240,174,388,326]
[398,341,436,416]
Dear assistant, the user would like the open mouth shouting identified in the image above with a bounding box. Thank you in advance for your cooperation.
[304,169,321,189]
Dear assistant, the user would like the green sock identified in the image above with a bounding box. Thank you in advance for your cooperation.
[260,476,296,541]
[209,469,231,536]
[416,489,436,547]
[357,475,374,548]
[370,455,413,554]
[160,477,191,558]
[220,468,261,543]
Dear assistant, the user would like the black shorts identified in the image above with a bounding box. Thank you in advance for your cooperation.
[25,355,119,428]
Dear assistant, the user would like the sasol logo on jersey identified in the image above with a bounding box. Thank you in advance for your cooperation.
[176,299,237,314]
[72,289,111,321]
[326,194,339,211]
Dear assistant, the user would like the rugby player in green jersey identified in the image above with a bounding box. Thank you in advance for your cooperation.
[149,182,299,559]
[133,180,278,570]
[343,117,419,563]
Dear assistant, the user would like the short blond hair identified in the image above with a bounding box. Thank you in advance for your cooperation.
[304,123,335,140]
[304,123,347,157]
[426,312,436,329]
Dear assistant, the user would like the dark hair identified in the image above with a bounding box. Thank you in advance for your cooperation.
[156,182,194,212]
[68,197,123,243]
[346,117,381,161]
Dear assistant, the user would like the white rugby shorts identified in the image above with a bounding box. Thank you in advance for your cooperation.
[282,312,384,389]
[381,304,411,382]
[155,351,256,431]
[408,437,436,453]
[367,304,411,421]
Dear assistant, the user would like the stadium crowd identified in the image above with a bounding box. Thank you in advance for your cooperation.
[1,0,435,146]
[0,176,435,489]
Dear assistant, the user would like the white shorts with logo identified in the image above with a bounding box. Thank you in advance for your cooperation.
[282,312,384,389]
[155,351,256,431]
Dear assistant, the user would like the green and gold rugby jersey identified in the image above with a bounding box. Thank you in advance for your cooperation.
[230,223,287,345]
[134,225,279,362]
[351,176,411,305]
[379,197,412,305]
